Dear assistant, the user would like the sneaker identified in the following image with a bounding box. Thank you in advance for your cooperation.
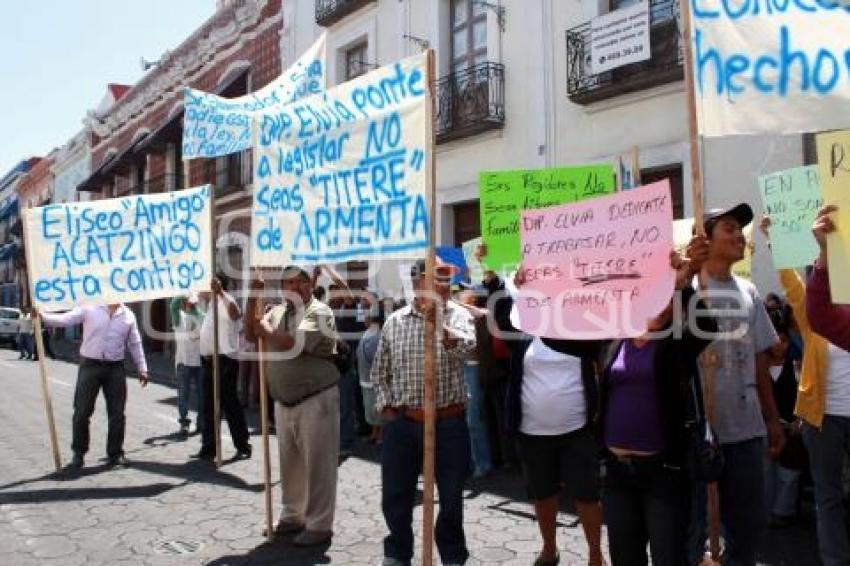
[234,447,252,460]
[179,424,190,435]
[191,449,215,460]
[292,530,332,547]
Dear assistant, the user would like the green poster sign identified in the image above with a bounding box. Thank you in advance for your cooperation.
[479,165,616,270]
[758,165,824,269]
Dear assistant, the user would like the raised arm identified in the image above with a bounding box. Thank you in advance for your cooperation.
[38,307,86,328]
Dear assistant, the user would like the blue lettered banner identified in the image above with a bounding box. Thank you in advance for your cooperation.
[23,186,213,312]
[690,2,850,136]
[182,34,327,159]
[250,52,430,266]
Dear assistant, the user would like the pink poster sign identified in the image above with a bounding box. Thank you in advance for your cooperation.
[517,179,675,339]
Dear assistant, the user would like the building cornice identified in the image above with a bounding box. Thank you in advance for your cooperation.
[86,0,279,146]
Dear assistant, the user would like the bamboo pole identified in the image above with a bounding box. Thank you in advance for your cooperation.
[21,206,62,472]
[256,290,273,540]
[420,48,438,566]
[22,208,61,472]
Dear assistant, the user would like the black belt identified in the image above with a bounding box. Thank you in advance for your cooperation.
[82,357,124,366]
[279,382,337,408]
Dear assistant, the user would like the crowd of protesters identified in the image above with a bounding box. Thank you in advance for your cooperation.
[34,201,850,565]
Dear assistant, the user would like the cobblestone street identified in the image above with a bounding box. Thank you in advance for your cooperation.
[0,351,821,565]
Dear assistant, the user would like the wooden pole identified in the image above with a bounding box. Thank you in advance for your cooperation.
[630,146,642,187]
[256,291,274,541]
[682,5,720,563]
[681,0,706,234]
[420,48,438,566]
[22,208,61,471]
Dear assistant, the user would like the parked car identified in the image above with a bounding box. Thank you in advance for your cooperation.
[0,307,21,348]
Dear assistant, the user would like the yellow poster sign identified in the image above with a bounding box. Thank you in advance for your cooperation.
[816,130,850,304]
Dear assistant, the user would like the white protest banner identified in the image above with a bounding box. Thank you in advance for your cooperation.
[23,186,213,312]
[183,34,327,159]
[689,1,850,136]
[517,179,674,339]
[251,52,430,266]
[591,1,651,74]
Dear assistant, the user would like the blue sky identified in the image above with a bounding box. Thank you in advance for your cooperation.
[0,0,214,176]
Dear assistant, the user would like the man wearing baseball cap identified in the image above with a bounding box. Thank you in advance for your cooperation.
[373,258,477,566]
[688,203,783,565]
[246,265,340,547]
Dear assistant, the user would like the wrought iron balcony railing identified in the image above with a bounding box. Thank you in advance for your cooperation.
[566,0,683,105]
[436,62,505,144]
[315,0,376,27]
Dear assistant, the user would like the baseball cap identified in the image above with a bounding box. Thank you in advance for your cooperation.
[280,265,311,281]
[410,258,459,282]
[702,203,754,234]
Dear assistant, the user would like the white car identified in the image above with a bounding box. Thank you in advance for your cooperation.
[0,307,21,346]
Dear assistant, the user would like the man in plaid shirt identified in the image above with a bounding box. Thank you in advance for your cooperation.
[373,259,477,566]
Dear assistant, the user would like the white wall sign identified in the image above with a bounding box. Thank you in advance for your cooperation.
[590,1,651,74]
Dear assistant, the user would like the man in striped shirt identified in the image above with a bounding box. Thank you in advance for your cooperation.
[373,259,476,566]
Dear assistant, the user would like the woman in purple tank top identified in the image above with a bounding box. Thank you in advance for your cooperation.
[598,238,718,566]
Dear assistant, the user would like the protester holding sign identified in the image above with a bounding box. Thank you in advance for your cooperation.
[373,259,476,566]
[195,276,251,461]
[492,269,604,566]
[589,239,714,566]
[246,265,340,547]
[807,205,850,352]
[687,204,783,565]
[793,204,850,564]
[36,304,148,470]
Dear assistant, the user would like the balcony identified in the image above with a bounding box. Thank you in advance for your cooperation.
[436,62,505,144]
[315,0,376,27]
[566,0,683,105]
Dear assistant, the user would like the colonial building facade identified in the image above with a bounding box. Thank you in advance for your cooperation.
[283,0,803,294]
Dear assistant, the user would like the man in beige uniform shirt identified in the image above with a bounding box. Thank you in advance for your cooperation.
[246,265,339,547]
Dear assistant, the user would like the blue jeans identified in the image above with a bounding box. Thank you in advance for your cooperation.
[381,414,471,565]
[19,333,33,358]
[176,363,202,426]
[339,366,356,453]
[803,415,850,565]
[765,458,800,518]
[464,363,492,476]
[688,437,766,566]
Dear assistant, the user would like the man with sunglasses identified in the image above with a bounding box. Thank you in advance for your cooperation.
[373,259,477,566]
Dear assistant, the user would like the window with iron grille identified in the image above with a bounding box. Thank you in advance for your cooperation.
[345,42,369,81]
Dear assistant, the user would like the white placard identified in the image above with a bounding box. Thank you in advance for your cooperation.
[250,53,431,266]
[691,2,850,136]
[590,1,651,74]
[182,34,327,158]
[24,186,213,312]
